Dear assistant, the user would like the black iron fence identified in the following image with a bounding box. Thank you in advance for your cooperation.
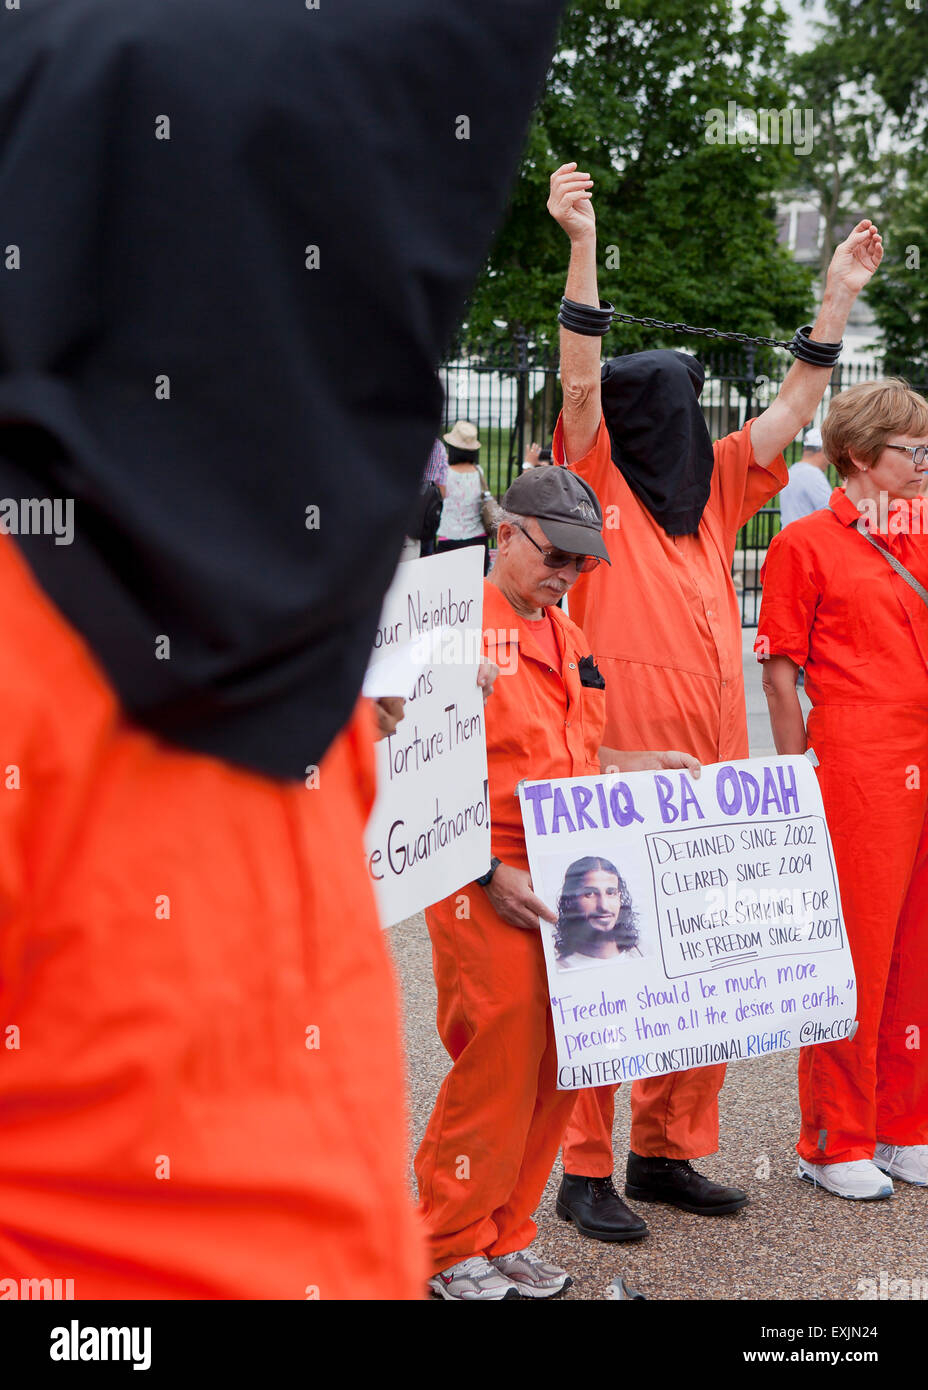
[439,338,928,625]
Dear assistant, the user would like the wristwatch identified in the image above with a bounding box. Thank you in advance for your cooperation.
[475,857,501,887]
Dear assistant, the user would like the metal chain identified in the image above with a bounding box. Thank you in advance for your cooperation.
[611,310,793,351]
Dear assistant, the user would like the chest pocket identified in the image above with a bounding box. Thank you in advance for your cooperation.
[577,654,607,750]
[841,563,893,668]
[827,544,874,666]
[844,606,875,665]
[578,655,606,690]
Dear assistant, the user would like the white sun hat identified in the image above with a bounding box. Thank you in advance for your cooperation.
[443,419,481,451]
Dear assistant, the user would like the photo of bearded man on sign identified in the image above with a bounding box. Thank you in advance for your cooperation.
[554,856,644,971]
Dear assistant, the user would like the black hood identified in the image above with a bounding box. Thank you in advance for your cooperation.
[600,350,714,536]
[0,0,563,779]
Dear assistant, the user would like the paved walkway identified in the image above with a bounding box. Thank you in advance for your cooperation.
[390,633,925,1300]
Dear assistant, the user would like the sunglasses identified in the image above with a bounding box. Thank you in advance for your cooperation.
[513,523,602,574]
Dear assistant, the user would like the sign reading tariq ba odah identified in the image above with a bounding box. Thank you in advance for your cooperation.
[518,756,856,1090]
[364,547,490,927]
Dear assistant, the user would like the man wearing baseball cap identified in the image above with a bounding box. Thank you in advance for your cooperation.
[415,468,699,1299]
[779,426,832,526]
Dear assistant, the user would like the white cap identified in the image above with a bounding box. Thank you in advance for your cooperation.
[803,427,823,450]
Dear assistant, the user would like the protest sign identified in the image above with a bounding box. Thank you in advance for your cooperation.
[519,756,856,1089]
[365,548,489,926]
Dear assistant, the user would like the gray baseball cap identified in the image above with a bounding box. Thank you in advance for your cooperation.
[502,466,611,562]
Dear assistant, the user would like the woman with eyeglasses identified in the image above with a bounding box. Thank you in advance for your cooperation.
[757,378,928,1202]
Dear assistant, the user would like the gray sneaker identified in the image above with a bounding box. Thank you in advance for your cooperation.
[491,1248,572,1299]
[428,1255,522,1300]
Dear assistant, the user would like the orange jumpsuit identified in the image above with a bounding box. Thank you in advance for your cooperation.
[757,488,928,1163]
[0,530,424,1299]
[415,580,606,1273]
[553,413,787,1170]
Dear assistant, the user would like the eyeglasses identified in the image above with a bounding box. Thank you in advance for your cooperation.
[885,443,928,467]
[513,523,602,573]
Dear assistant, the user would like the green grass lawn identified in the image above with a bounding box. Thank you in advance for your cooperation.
[475,427,531,496]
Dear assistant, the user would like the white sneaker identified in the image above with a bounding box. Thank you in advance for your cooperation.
[873,1143,928,1186]
[798,1157,893,1200]
[491,1248,572,1299]
[428,1255,522,1301]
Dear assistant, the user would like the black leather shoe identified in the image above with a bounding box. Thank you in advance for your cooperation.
[625,1152,748,1215]
[556,1173,649,1242]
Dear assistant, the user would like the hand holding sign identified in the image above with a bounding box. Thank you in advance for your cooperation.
[656,750,702,778]
[477,660,500,704]
[603,747,702,778]
[485,864,558,932]
[373,697,406,740]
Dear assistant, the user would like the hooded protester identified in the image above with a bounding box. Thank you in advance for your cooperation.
[545,160,883,1244]
[0,0,564,1300]
[598,350,714,536]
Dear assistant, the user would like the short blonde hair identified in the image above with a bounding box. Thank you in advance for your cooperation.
[822,378,928,479]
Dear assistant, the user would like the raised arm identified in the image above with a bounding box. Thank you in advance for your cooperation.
[547,162,603,463]
[750,220,883,469]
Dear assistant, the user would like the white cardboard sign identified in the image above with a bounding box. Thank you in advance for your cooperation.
[519,756,857,1089]
[364,548,490,927]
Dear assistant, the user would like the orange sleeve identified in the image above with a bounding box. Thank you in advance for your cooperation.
[755,528,821,669]
[712,418,788,536]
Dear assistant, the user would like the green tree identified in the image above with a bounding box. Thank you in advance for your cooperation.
[806,0,928,372]
[819,0,928,136]
[460,0,813,361]
[861,158,928,375]
[782,44,879,281]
